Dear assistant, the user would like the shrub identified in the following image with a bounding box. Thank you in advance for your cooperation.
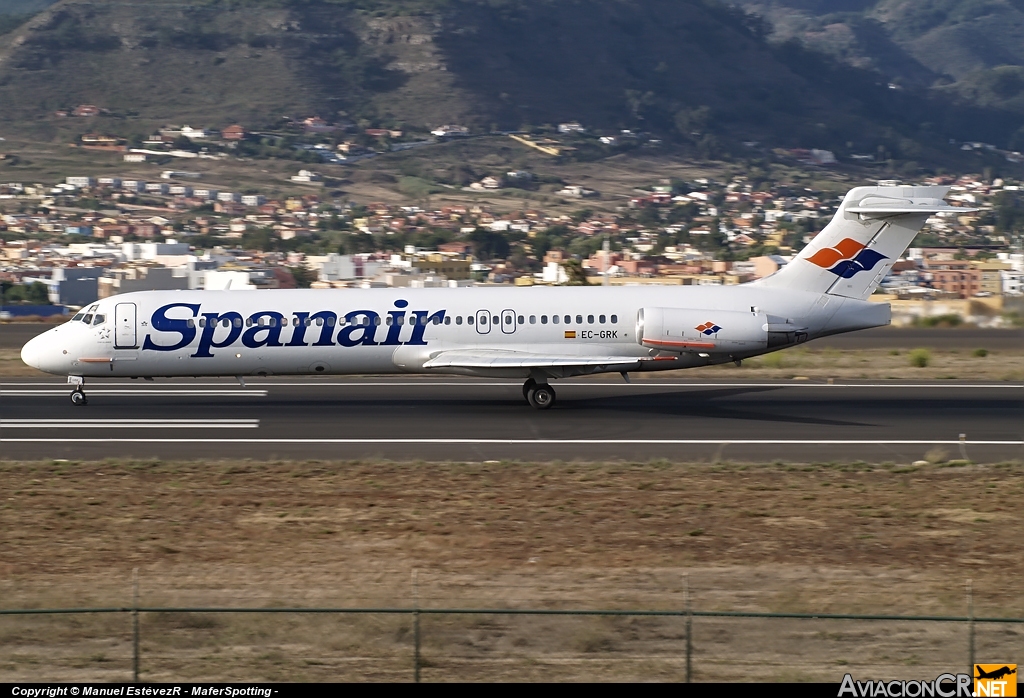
[909,348,931,368]
[973,348,989,357]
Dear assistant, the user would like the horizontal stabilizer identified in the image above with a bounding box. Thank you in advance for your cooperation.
[423,349,642,370]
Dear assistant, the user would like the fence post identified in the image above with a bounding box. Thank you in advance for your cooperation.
[685,574,692,684]
[132,568,140,683]
[413,569,421,684]
[967,579,975,677]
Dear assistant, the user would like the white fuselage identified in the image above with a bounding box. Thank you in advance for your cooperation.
[21,285,889,380]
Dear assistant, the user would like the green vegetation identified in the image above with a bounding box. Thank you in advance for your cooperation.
[909,348,932,368]
[913,313,963,328]
[1,280,49,304]
[973,348,989,357]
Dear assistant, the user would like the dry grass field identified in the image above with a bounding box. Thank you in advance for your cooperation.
[1,458,1022,681]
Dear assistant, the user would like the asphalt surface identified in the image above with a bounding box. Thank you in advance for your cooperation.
[1,377,1021,463]
[3,323,1022,350]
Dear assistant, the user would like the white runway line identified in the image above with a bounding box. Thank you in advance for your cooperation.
[1,419,259,429]
[0,390,268,397]
[1,438,1020,445]
[1,382,1020,389]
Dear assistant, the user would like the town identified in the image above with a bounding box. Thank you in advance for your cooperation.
[2,119,1022,328]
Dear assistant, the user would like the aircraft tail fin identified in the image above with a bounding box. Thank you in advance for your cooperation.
[756,186,972,300]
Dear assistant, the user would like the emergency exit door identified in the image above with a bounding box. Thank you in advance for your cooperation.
[114,302,137,348]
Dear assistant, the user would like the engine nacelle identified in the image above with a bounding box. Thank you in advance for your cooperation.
[637,307,775,353]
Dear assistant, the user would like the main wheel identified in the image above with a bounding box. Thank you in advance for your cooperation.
[522,378,536,402]
[70,390,87,406]
[527,384,556,410]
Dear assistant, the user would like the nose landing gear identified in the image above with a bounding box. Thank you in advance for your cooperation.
[522,378,556,410]
[68,376,87,406]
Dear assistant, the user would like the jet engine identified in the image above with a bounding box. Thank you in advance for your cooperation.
[636,307,807,353]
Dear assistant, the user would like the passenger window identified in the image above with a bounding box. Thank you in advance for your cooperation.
[386,316,393,326]
[316,317,324,326]
[185,318,194,328]
[373,317,381,326]
[199,318,206,328]
[564,315,571,324]
[517,315,524,324]
[587,315,594,324]
[456,316,463,325]
[611,314,618,323]
[93,315,105,325]
[576,315,583,324]
[83,314,94,324]
[599,315,606,323]
[552,315,559,324]
[492,315,499,324]
[433,316,442,325]
[327,317,336,327]
[246,318,254,327]
[233,318,242,328]
[541,315,547,324]
[222,319,230,328]
[468,316,474,325]
[529,315,536,324]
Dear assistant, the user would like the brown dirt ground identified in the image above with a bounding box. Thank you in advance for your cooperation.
[1,459,1022,682]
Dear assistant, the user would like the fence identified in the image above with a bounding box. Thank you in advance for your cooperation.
[2,602,1023,682]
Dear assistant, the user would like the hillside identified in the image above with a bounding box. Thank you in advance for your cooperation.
[0,0,1019,164]
[731,1,1024,120]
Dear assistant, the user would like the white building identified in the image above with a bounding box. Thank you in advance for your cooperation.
[65,176,95,188]
[1002,269,1023,296]
[290,169,322,183]
[203,270,257,291]
[241,194,266,207]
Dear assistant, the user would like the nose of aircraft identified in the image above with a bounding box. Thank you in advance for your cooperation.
[20,330,53,372]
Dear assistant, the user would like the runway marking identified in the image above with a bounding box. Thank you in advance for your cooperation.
[1,382,1019,389]
[1,419,259,429]
[1,438,1020,445]
[0,390,268,397]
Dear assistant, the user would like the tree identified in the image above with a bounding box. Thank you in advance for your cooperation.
[287,266,318,289]
[561,259,589,286]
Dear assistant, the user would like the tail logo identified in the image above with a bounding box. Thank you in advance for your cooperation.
[696,322,722,336]
[806,238,887,279]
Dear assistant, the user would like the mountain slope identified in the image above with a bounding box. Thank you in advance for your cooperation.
[0,0,1018,161]
[731,0,1024,114]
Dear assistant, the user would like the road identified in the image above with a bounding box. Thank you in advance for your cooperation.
[1,377,1020,463]
[3,323,1022,350]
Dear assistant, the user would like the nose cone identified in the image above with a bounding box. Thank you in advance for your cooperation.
[21,329,60,374]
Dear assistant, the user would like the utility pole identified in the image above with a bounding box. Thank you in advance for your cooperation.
[602,237,610,286]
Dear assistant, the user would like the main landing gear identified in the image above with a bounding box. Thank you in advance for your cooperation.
[522,378,556,410]
[68,376,87,406]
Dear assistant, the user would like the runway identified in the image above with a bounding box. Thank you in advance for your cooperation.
[1,377,1021,463]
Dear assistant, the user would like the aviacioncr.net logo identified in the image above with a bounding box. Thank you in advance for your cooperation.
[838,673,973,697]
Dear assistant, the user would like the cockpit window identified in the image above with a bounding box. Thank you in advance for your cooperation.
[82,314,94,324]
[72,313,85,322]
[92,314,105,326]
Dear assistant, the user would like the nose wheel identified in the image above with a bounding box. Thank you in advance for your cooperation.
[523,380,556,410]
[70,388,88,406]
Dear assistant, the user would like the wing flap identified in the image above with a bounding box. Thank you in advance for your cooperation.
[422,349,643,370]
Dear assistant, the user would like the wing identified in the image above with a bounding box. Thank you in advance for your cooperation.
[422,348,645,370]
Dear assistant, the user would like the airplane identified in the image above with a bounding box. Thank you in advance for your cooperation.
[20,185,972,409]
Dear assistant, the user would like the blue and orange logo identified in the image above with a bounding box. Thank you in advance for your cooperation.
[695,322,722,336]
[806,238,887,278]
